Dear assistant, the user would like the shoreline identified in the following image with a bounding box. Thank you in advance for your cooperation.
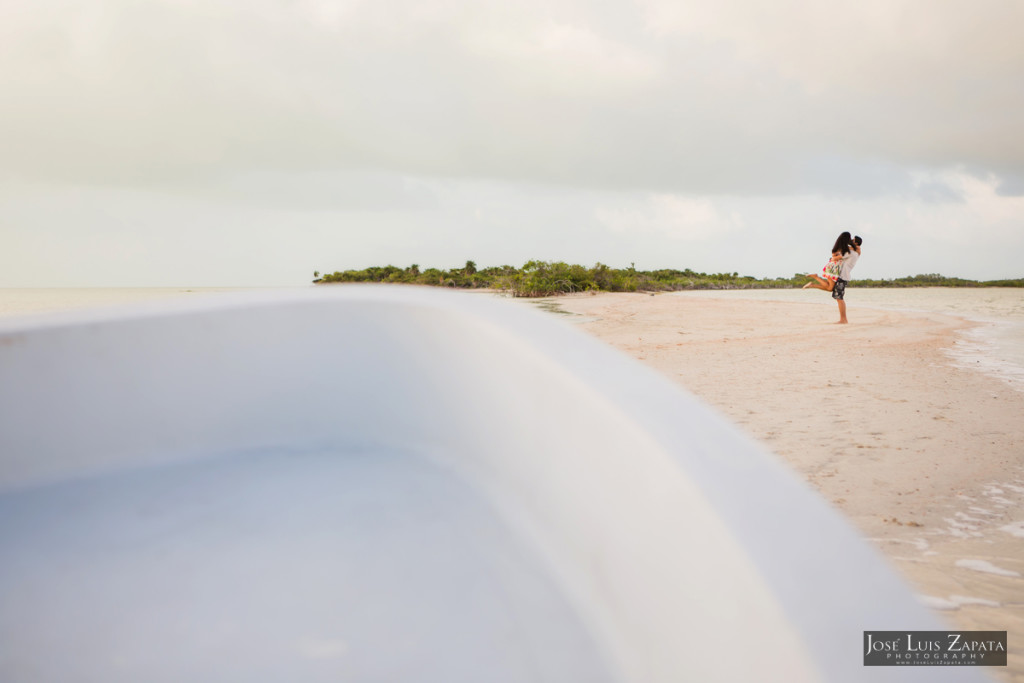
[549,291,1024,681]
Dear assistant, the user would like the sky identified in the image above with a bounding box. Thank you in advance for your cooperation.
[1,0,1023,287]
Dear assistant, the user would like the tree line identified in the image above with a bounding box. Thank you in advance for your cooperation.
[313,261,1023,298]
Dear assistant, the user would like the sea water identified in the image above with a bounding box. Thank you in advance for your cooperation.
[0,287,291,317]
[675,288,1024,392]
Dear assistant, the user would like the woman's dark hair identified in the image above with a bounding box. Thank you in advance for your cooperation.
[832,231,853,255]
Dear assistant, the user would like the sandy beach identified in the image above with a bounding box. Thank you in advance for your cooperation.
[549,290,1024,681]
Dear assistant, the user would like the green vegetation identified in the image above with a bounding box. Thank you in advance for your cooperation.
[854,273,1024,288]
[314,261,1024,297]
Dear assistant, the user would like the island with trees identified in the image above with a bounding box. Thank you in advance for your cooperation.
[313,261,1023,298]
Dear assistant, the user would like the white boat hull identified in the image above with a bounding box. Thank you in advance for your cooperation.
[0,286,981,681]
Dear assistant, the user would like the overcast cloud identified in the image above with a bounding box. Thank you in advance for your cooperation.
[1,0,1022,286]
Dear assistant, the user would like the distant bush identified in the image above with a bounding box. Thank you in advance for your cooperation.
[856,273,1024,288]
[314,263,1022,296]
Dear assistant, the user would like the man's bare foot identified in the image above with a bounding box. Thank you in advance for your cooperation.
[802,282,814,289]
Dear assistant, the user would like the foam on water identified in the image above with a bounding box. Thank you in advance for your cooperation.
[1000,521,1024,538]
[946,321,1024,391]
[953,559,1022,578]
[918,595,1002,611]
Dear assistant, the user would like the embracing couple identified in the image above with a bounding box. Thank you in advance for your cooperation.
[803,231,862,324]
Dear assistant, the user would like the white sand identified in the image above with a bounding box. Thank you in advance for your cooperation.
[550,291,1024,681]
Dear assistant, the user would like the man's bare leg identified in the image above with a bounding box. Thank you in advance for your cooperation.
[836,299,848,324]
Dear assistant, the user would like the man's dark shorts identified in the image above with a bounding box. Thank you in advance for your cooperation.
[832,278,848,300]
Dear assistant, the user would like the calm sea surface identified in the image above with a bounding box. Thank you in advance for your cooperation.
[0,288,300,317]
[3,286,1023,390]
[676,287,1024,391]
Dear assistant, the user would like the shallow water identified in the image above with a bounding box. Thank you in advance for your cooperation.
[0,287,294,317]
